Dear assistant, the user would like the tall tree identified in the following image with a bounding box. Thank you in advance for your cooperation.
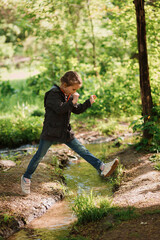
[134,0,153,139]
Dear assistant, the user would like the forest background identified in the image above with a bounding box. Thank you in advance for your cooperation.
[0,0,159,151]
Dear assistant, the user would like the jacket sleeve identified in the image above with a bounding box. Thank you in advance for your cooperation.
[45,91,74,114]
[71,99,91,114]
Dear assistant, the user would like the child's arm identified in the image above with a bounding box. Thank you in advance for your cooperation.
[72,95,96,114]
[45,90,96,115]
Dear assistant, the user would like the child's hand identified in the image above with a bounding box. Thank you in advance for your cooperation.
[90,95,97,104]
[72,92,80,104]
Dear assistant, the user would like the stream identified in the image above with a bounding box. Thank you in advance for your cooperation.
[7,135,137,240]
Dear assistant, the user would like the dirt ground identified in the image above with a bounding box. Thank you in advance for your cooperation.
[0,131,160,239]
[71,211,160,240]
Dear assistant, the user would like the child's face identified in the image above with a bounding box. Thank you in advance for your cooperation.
[62,83,81,95]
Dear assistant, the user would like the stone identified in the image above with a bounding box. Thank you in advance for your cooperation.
[0,160,16,169]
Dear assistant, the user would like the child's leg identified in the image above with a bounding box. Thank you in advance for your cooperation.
[65,138,102,171]
[23,139,53,179]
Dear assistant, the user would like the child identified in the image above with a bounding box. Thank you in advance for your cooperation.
[21,71,119,195]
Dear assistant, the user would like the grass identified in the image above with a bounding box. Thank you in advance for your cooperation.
[72,190,113,225]
[154,163,160,171]
[113,206,138,222]
[144,209,160,215]
[0,66,43,116]
[149,153,160,171]
[72,190,139,225]
[107,163,125,191]
[2,214,13,223]
[68,201,160,240]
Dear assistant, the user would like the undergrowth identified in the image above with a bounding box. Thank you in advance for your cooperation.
[149,153,160,171]
[72,190,138,225]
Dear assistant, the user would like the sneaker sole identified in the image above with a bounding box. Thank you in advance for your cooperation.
[104,158,119,177]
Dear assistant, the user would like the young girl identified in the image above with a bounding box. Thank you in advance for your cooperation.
[21,71,119,195]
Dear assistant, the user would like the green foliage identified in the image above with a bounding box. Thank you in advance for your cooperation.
[154,163,160,171]
[149,154,160,171]
[113,206,138,222]
[77,70,141,117]
[108,163,125,191]
[0,36,15,60]
[26,72,54,96]
[0,0,159,148]
[72,190,112,224]
[130,114,160,152]
[149,154,160,162]
[3,214,13,223]
[0,81,15,95]
[31,109,44,117]
[0,77,43,114]
[72,190,138,225]
[0,116,42,148]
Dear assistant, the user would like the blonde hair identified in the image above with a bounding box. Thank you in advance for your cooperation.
[60,71,82,86]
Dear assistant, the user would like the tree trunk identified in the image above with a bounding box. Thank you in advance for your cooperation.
[134,0,153,139]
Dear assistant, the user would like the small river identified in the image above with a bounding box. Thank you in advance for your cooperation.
[8,135,136,240]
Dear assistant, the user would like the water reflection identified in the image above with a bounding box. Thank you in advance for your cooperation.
[64,160,112,196]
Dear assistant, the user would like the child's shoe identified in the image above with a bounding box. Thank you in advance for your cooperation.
[21,175,31,195]
[101,158,119,177]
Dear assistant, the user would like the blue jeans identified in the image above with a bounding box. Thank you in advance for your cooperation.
[24,138,102,179]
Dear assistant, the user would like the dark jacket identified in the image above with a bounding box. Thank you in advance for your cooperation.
[41,85,91,143]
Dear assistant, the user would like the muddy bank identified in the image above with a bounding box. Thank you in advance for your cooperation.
[0,215,25,240]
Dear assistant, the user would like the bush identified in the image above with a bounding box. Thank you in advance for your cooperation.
[0,117,43,148]
[30,109,44,117]
[0,81,15,96]
[130,113,160,152]
[26,72,55,96]
[78,71,141,118]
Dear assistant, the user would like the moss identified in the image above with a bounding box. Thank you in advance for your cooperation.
[0,214,23,239]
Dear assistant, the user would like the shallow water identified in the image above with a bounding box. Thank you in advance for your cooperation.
[8,228,71,240]
[64,159,112,196]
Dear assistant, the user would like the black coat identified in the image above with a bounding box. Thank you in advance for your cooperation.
[41,85,91,143]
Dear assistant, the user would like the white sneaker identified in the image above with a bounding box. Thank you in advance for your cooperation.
[21,175,31,195]
[101,158,119,177]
